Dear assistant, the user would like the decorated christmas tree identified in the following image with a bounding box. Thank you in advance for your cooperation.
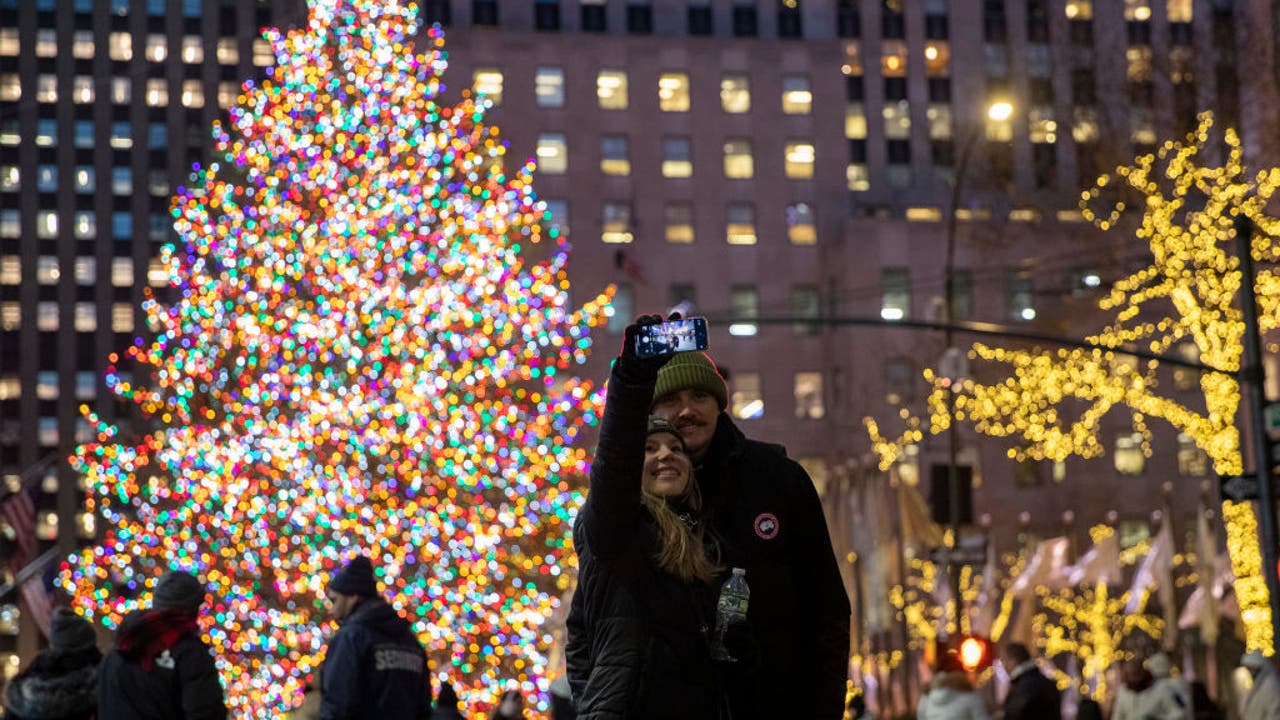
[62,1,611,715]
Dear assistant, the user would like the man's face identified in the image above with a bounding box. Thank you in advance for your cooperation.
[652,388,720,461]
[325,590,361,622]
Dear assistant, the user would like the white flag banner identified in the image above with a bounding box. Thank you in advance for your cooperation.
[1064,532,1122,587]
[1009,536,1071,595]
[1124,515,1174,615]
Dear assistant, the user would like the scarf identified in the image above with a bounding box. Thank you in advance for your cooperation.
[116,609,199,671]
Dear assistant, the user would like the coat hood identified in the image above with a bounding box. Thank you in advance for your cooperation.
[345,597,413,636]
[4,661,97,719]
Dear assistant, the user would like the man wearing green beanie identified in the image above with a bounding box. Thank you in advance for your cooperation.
[651,339,851,720]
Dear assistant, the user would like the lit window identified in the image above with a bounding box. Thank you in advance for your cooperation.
[882,40,908,77]
[112,212,132,238]
[0,119,14,146]
[848,164,870,191]
[148,258,169,286]
[600,136,630,176]
[37,166,57,192]
[35,29,56,57]
[216,38,238,64]
[924,41,950,76]
[148,213,168,239]
[181,80,204,108]
[658,72,690,111]
[843,40,863,75]
[1114,433,1145,475]
[1171,47,1194,84]
[37,256,60,285]
[1006,272,1036,321]
[112,167,132,195]
[846,103,868,139]
[473,68,503,105]
[110,122,131,149]
[144,34,167,62]
[542,199,568,237]
[535,67,564,108]
[1168,0,1192,23]
[37,418,58,447]
[784,141,815,179]
[1131,107,1156,145]
[731,373,764,420]
[1124,0,1151,21]
[75,372,96,400]
[77,512,96,539]
[721,75,750,113]
[726,203,756,245]
[782,75,811,114]
[1029,106,1057,143]
[0,376,17,399]
[35,510,58,538]
[0,257,16,285]
[664,203,694,243]
[109,32,132,61]
[662,137,692,178]
[597,70,628,110]
[1126,46,1152,83]
[536,134,568,174]
[787,203,816,245]
[36,75,57,103]
[111,77,131,104]
[252,38,273,67]
[0,166,17,192]
[1178,433,1208,476]
[146,79,168,106]
[1065,1,1093,19]
[927,103,952,140]
[1172,342,1200,390]
[37,302,59,331]
[218,82,239,109]
[0,211,17,238]
[881,268,911,321]
[1073,106,1100,143]
[0,75,19,101]
[74,166,95,193]
[790,285,820,335]
[111,257,134,287]
[795,372,825,419]
[74,303,96,332]
[724,139,753,179]
[36,374,57,400]
[601,202,633,244]
[111,304,134,333]
[73,257,96,285]
[73,212,95,239]
[884,101,911,139]
[181,36,203,63]
[72,31,95,59]
[0,29,17,56]
[729,285,758,336]
[0,303,17,330]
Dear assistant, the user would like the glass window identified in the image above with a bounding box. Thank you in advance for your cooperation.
[0,75,19,101]
[0,302,18,330]
[181,36,203,64]
[0,29,17,56]
[72,76,94,103]
[725,285,756,337]
[881,268,911,321]
[72,120,95,148]
[1168,0,1192,22]
[37,417,58,447]
[72,31,94,59]
[182,0,201,17]
[109,121,131,149]
[35,29,56,57]
[726,203,756,245]
[658,72,690,112]
[146,0,165,14]
[885,358,916,404]
[148,212,169,239]
[1073,106,1100,143]
[145,34,167,62]
[37,373,59,400]
[111,257,135,287]
[74,166,95,193]
[149,122,167,148]
[782,75,812,114]
[1124,0,1151,21]
[1131,107,1156,145]
[724,139,753,179]
[36,256,60,285]
[112,167,132,195]
[109,32,133,61]
[601,202,632,244]
[37,166,57,192]
[884,101,911,139]
[536,133,567,174]
[1172,342,1200,390]
[148,258,170,285]
[1006,272,1036,321]
[1066,0,1092,18]
[721,75,750,113]
[1127,46,1152,83]
[73,212,96,239]
[664,203,694,243]
[784,142,815,180]
[662,137,692,178]
[600,136,630,176]
[37,211,58,239]
[1029,106,1057,143]
[608,284,633,335]
[74,257,96,285]
[218,82,239,109]
[1114,433,1145,475]
[110,77,130,104]
[1177,433,1208,476]
[927,103,952,140]
[35,119,56,146]
[74,303,96,332]
[37,302,58,331]
[112,304,134,333]
[795,372,825,419]
[597,70,628,109]
[787,203,817,245]
[252,39,273,67]
[216,38,238,65]
[846,103,868,139]
[473,68,503,105]
[0,257,16,285]
[882,40,908,77]
[791,285,820,335]
[0,211,17,238]
[181,80,204,108]
[146,79,168,106]
[112,212,132,239]
[924,41,950,76]
[542,199,568,237]
[1027,43,1052,77]
[0,166,16,192]
[0,119,14,145]
[731,373,764,420]
[36,75,57,103]
[535,67,564,108]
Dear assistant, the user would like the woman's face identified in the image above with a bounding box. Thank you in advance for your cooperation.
[643,432,691,498]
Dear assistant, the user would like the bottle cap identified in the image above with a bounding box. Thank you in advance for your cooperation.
[732,567,745,575]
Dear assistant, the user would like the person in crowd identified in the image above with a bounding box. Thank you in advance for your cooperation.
[97,570,227,720]
[1076,696,1105,720]
[1190,680,1224,720]
[649,342,852,719]
[319,555,431,719]
[1001,643,1060,720]
[1112,657,1158,720]
[548,675,574,720]
[916,654,990,720]
[288,665,322,720]
[432,682,465,720]
[1240,651,1280,720]
[567,315,726,719]
[3,607,101,720]
[488,689,522,720]
[1145,652,1193,719]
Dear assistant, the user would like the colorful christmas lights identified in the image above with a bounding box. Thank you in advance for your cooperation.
[62,1,612,716]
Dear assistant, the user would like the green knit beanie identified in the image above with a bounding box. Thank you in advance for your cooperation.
[652,352,728,410]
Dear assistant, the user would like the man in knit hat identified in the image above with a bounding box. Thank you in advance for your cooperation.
[650,342,851,720]
[97,570,227,719]
[320,554,432,719]
[4,607,101,720]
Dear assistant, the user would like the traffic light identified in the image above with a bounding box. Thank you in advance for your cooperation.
[956,635,993,673]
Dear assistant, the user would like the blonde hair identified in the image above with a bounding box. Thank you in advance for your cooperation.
[641,479,721,584]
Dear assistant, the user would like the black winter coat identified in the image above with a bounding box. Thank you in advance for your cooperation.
[96,611,226,720]
[695,414,852,720]
[319,598,432,720]
[3,646,100,720]
[567,362,723,720]
[1003,666,1061,720]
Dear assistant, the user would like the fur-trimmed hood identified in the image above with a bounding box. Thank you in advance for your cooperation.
[3,648,99,720]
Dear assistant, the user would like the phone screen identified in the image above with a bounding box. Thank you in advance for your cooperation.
[634,317,709,358]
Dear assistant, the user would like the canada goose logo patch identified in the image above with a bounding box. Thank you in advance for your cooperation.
[754,513,779,540]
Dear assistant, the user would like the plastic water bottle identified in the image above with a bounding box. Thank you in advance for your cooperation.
[711,568,750,661]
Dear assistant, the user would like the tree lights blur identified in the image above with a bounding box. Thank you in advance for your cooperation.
[62,1,612,716]
[868,114,1278,653]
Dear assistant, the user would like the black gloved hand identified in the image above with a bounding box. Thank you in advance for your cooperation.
[616,313,677,379]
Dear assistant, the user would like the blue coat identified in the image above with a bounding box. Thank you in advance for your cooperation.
[319,598,431,720]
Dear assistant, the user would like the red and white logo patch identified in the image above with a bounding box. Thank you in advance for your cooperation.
[754,512,779,540]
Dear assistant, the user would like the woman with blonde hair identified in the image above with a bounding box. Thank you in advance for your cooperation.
[566,315,725,720]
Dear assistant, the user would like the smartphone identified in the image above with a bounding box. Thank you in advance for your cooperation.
[634,317,710,358]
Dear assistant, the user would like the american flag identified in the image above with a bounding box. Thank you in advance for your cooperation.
[3,484,52,638]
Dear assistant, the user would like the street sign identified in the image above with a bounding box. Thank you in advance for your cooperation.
[1268,403,1280,432]
[1220,473,1262,503]
[929,546,987,566]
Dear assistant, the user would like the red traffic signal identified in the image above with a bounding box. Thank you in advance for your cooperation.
[956,635,994,673]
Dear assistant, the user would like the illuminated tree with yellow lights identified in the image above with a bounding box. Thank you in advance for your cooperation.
[869,113,1279,652]
[63,0,611,716]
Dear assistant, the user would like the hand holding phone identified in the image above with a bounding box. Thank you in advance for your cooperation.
[633,317,709,358]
